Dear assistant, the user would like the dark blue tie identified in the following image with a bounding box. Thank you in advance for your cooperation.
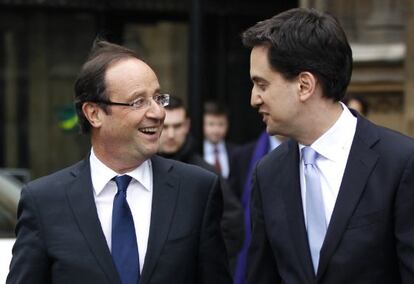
[112,175,140,284]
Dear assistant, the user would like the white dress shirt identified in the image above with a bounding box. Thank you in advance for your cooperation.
[90,149,153,273]
[203,140,230,178]
[269,135,283,152]
[299,103,357,227]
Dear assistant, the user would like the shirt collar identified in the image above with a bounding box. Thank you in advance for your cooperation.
[90,148,152,196]
[269,135,282,151]
[299,102,357,162]
[204,140,225,153]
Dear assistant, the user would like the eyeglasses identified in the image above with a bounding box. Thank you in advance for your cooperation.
[92,94,170,110]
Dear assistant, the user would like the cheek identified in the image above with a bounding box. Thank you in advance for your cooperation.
[219,125,227,133]
[204,126,212,134]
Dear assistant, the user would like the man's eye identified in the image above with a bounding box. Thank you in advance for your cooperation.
[133,97,146,106]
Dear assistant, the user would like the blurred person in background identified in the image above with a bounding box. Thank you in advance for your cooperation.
[343,94,370,116]
[242,7,414,284]
[7,40,232,284]
[203,101,238,179]
[229,131,285,284]
[159,96,244,273]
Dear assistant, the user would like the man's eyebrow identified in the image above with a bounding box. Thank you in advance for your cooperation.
[251,76,268,84]
[128,88,161,100]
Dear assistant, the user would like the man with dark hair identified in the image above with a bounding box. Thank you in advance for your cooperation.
[158,96,202,166]
[202,101,237,179]
[158,96,244,273]
[7,40,232,284]
[242,8,414,284]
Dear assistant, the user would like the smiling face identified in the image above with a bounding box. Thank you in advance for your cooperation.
[88,58,166,170]
[250,45,300,137]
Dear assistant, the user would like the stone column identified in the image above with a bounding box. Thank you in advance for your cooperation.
[404,0,414,137]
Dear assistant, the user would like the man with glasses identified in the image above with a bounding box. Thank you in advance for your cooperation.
[7,40,232,284]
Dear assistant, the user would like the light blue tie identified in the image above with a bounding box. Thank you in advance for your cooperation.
[302,147,326,274]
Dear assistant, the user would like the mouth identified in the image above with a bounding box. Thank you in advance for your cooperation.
[138,127,159,135]
[259,111,269,122]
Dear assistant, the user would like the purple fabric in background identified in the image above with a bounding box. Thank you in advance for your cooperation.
[234,131,270,284]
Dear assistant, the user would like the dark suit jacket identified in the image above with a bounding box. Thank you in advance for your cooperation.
[7,155,232,284]
[229,140,257,200]
[160,137,244,272]
[247,114,414,284]
[224,142,239,180]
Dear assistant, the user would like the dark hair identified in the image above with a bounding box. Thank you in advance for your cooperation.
[74,39,140,133]
[242,8,353,102]
[165,96,187,113]
[343,94,369,116]
[203,101,229,117]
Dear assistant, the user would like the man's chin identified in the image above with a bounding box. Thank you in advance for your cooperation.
[266,125,278,136]
[160,147,178,155]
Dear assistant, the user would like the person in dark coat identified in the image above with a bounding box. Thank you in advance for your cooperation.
[7,40,232,284]
[159,96,244,273]
[202,100,238,179]
[243,8,414,284]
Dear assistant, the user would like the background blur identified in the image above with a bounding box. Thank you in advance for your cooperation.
[0,0,413,179]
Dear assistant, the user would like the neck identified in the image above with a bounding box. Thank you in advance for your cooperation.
[296,101,343,146]
[91,140,145,174]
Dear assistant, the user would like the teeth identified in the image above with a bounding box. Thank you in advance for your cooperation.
[140,127,157,133]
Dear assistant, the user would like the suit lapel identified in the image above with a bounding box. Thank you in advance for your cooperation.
[317,116,380,280]
[65,157,120,284]
[140,156,179,284]
[280,140,316,281]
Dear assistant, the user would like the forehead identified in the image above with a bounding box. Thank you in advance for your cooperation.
[250,45,295,85]
[250,45,274,77]
[164,108,187,125]
[204,114,227,123]
[105,58,160,96]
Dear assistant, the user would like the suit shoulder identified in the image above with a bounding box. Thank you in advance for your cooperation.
[359,119,414,155]
[26,160,85,192]
[257,139,290,169]
[376,125,414,150]
[157,155,218,180]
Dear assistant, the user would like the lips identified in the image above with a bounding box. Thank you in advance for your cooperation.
[259,111,269,123]
[139,127,158,135]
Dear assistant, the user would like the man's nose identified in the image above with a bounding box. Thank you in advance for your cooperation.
[165,126,175,138]
[146,100,165,119]
[251,91,263,108]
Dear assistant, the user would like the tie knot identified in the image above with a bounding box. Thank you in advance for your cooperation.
[113,175,132,193]
[213,145,219,154]
[302,147,319,165]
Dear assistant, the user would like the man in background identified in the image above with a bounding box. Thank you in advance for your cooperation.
[343,94,370,116]
[203,101,237,179]
[7,40,232,284]
[229,131,285,284]
[159,96,243,272]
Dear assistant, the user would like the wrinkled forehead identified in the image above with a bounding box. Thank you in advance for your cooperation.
[105,58,160,97]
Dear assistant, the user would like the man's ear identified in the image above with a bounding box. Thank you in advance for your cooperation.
[298,72,317,102]
[82,102,104,129]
